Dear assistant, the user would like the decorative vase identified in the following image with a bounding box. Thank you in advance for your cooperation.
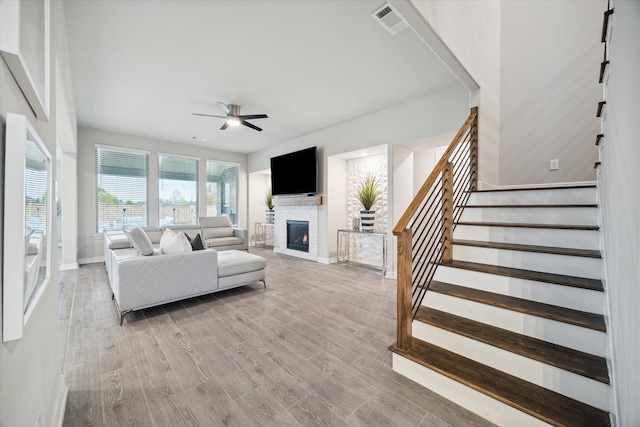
[266,209,275,224]
[352,217,360,231]
[359,210,375,232]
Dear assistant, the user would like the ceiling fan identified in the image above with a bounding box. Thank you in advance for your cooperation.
[192,102,268,132]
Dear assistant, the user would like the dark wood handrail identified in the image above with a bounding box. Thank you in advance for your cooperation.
[393,109,478,235]
[393,107,478,351]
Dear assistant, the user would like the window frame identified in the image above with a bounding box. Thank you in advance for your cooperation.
[205,159,240,226]
[95,145,150,234]
[158,153,200,226]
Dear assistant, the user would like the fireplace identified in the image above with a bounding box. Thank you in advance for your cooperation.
[287,220,309,252]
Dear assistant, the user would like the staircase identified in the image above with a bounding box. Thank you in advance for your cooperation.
[390,185,611,426]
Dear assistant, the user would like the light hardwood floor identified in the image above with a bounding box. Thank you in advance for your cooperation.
[60,248,493,427]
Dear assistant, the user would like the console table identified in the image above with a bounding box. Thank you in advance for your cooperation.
[255,222,274,247]
[337,229,387,275]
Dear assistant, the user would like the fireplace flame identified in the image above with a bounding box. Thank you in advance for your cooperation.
[303,234,308,245]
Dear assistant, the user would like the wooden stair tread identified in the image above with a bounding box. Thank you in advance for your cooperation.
[389,338,610,427]
[453,239,602,258]
[469,185,597,193]
[456,221,600,231]
[440,259,604,292]
[415,307,609,384]
[428,281,606,332]
[461,204,598,208]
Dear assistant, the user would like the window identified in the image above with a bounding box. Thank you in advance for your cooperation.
[159,155,198,225]
[206,160,238,225]
[95,147,149,233]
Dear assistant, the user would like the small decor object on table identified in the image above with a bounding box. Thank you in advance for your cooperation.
[352,217,360,231]
[265,189,275,224]
[356,173,381,232]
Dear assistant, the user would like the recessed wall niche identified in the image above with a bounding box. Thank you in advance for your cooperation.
[346,152,388,267]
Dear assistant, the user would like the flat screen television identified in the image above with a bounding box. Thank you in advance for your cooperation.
[270,147,317,196]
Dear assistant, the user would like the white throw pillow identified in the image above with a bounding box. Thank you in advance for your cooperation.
[160,229,192,254]
[123,226,155,256]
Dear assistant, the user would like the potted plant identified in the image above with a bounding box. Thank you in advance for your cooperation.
[265,189,275,224]
[356,173,381,232]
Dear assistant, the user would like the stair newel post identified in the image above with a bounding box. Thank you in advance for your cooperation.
[396,228,413,350]
[470,107,479,192]
[442,162,454,263]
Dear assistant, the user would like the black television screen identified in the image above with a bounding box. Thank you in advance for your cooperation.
[270,147,317,196]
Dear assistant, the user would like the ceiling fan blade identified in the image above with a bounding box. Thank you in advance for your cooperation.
[192,113,227,118]
[240,120,263,132]
[238,114,268,120]
[217,102,231,116]
[220,122,229,130]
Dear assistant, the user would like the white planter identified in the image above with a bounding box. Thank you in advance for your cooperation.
[360,210,375,232]
[266,209,275,224]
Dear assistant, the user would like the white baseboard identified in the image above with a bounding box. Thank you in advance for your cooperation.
[78,256,103,265]
[55,378,68,427]
[60,263,79,271]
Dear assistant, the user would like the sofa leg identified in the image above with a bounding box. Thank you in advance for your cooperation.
[120,310,132,326]
[260,279,266,289]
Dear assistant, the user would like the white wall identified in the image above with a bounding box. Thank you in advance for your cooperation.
[499,1,602,185]
[76,126,248,263]
[248,171,271,246]
[600,0,640,424]
[411,0,501,186]
[248,85,469,262]
[412,0,604,186]
[0,2,71,426]
[326,156,347,262]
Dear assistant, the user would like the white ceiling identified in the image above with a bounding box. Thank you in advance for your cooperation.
[64,0,459,154]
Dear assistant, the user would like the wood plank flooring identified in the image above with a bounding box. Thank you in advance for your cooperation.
[60,248,494,427]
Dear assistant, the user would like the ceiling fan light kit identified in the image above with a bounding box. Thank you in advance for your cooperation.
[193,102,268,132]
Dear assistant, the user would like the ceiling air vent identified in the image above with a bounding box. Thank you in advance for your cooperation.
[371,3,408,35]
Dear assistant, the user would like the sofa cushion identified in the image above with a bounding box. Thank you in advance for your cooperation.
[217,250,266,277]
[143,227,164,244]
[123,226,155,256]
[199,216,232,228]
[204,236,243,248]
[203,226,234,239]
[24,228,33,255]
[160,229,192,254]
[108,237,131,250]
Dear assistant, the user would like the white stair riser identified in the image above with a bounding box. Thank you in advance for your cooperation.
[434,266,604,314]
[392,354,552,427]
[459,207,597,225]
[423,292,607,357]
[453,225,600,250]
[413,322,610,411]
[468,188,597,205]
[452,245,601,279]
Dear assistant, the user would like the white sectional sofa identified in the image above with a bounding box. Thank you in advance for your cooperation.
[102,218,265,324]
[111,247,265,324]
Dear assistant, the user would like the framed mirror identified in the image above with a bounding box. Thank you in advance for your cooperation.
[3,113,52,342]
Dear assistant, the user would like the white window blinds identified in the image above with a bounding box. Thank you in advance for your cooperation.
[159,155,198,226]
[95,147,149,233]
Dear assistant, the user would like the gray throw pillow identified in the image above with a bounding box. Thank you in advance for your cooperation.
[123,226,155,256]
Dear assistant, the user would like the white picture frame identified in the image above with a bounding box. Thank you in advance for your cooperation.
[3,114,53,342]
[0,0,51,121]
